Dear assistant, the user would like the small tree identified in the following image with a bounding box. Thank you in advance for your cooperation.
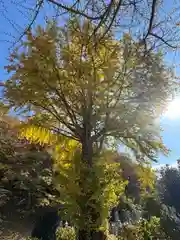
[4,19,174,239]
[158,165,180,214]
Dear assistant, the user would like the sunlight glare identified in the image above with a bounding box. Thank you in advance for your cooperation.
[164,98,180,120]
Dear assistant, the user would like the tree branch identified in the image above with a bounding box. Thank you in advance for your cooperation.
[149,32,177,49]
[12,0,44,47]
[30,100,79,139]
[97,0,123,42]
[47,0,103,20]
[144,0,157,40]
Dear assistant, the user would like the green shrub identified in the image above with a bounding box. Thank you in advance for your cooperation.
[118,217,169,240]
[56,227,118,240]
[107,234,118,240]
[25,237,39,240]
[56,227,76,240]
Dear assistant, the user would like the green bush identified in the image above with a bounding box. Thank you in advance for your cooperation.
[107,234,118,240]
[25,227,75,240]
[118,217,169,240]
[25,227,117,240]
[25,237,39,240]
[56,227,76,240]
[56,226,119,240]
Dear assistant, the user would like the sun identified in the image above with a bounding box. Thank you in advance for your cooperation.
[164,98,180,120]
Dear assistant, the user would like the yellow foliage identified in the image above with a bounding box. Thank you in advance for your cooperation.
[19,124,58,145]
[52,150,128,230]
[19,124,81,165]
[136,164,155,193]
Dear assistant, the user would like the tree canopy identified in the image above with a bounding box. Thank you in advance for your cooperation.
[4,19,174,164]
[1,17,178,240]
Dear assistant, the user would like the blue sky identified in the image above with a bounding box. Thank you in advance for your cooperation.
[0,1,180,167]
[158,117,180,167]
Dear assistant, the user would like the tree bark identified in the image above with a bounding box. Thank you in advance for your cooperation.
[78,139,107,240]
[77,116,107,240]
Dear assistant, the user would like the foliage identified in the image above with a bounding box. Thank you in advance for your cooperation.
[2,17,176,239]
[110,154,156,226]
[114,154,156,203]
[152,164,180,239]
[118,217,169,240]
[115,154,141,202]
[158,165,180,214]
[7,119,129,233]
[0,107,21,167]
[142,195,161,220]
[0,143,56,211]
[26,227,117,240]
[0,111,31,209]
[160,204,180,240]
[136,164,155,195]
[25,227,119,240]
[0,112,61,227]
[53,149,128,231]
[56,227,76,240]
[18,124,81,167]
[4,19,173,163]
[114,197,142,224]
[25,238,39,240]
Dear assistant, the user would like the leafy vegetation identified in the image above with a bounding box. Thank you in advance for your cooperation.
[0,113,180,239]
[118,217,169,240]
[56,227,75,240]
[0,14,178,240]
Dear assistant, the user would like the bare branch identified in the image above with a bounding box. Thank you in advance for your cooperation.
[97,0,123,42]
[47,0,103,20]
[13,0,44,47]
[0,0,179,50]
[144,0,157,40]
[149,32,177,49]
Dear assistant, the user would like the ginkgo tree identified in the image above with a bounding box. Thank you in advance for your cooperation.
[3,18,175,239]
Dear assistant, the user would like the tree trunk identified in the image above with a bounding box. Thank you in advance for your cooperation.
[77,139,107,240]
[78,117,108,240]
[81,136,93,166]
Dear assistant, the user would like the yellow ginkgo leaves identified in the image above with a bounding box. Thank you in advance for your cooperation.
[19,124,81,166]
